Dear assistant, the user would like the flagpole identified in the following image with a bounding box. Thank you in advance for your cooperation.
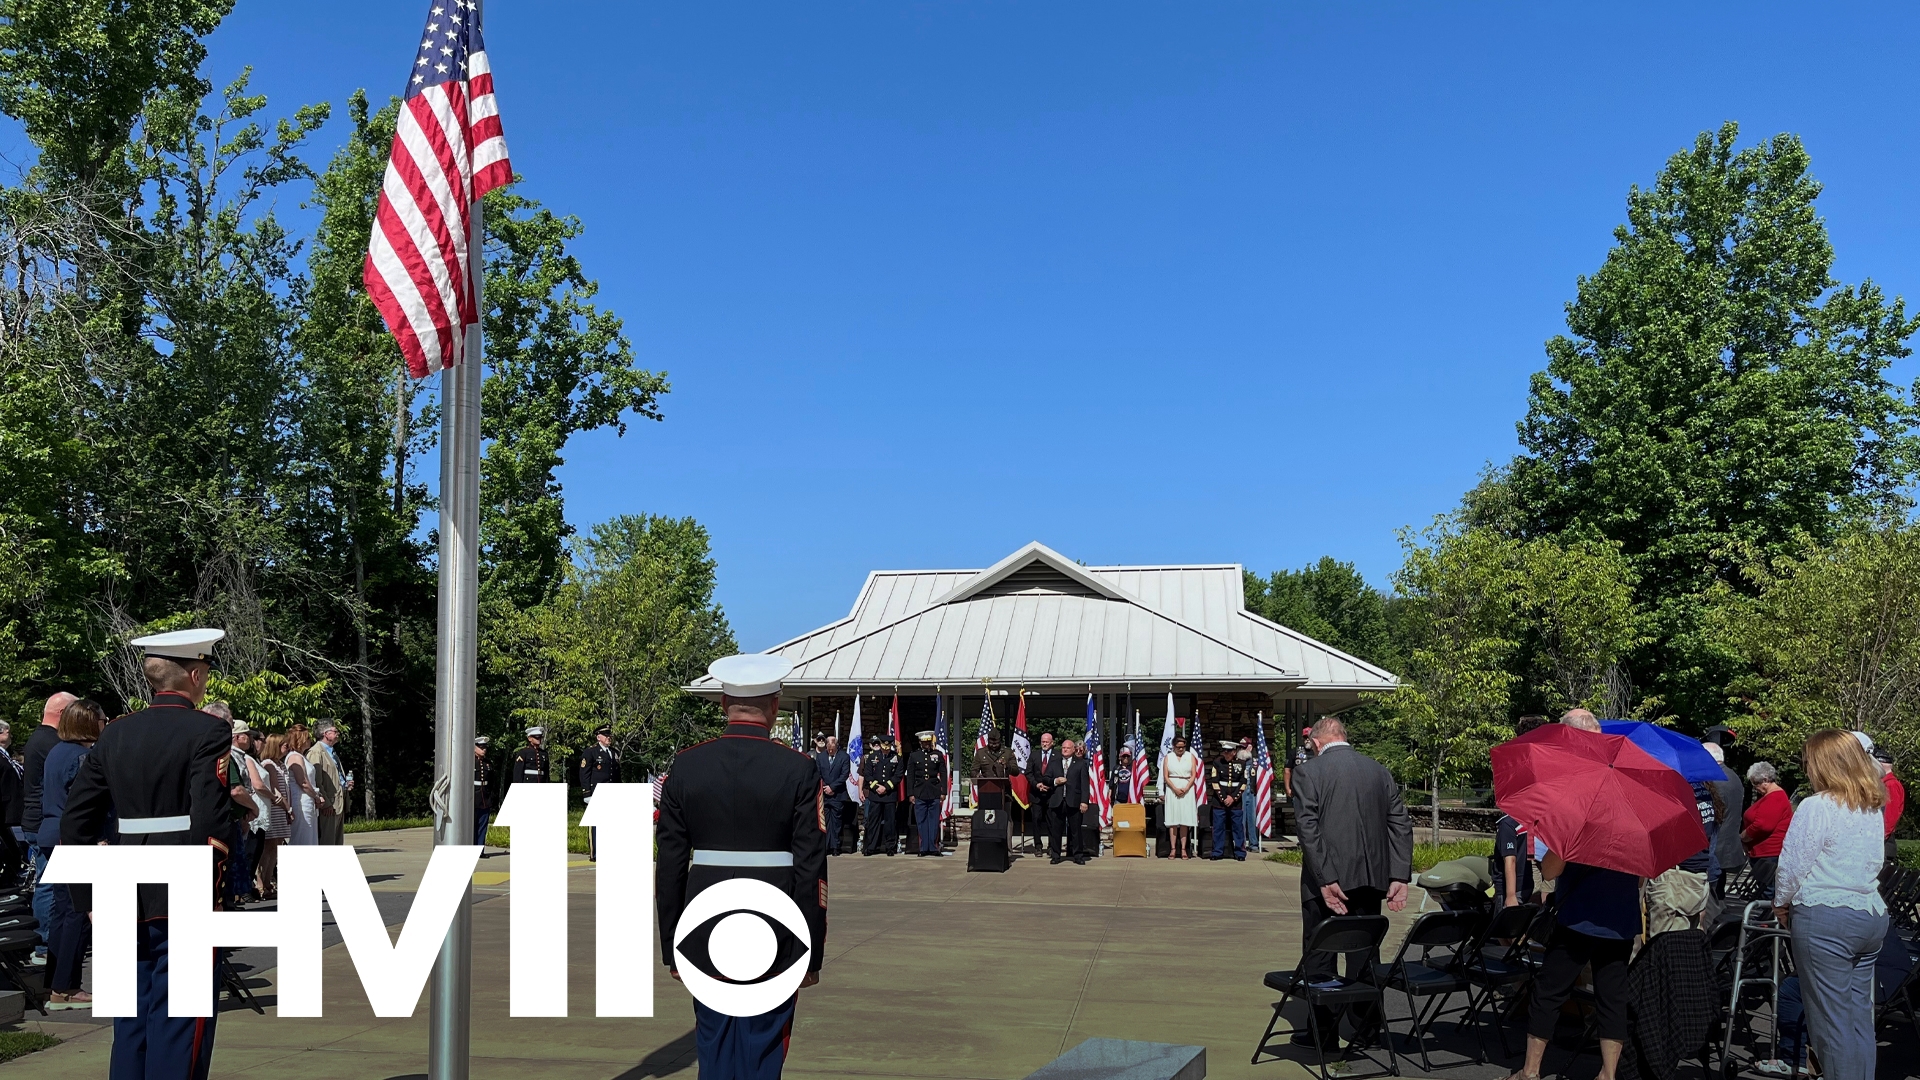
[428,62,484,1080]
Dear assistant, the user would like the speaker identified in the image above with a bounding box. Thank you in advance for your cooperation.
[967,837,1009,872]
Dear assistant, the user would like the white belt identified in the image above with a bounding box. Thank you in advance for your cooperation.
[119,815,191,835]
[691,849,792,867]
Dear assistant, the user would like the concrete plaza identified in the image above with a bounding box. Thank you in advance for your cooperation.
[10,829,1910,1080]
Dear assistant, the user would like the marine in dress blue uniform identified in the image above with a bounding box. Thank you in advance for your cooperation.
[907,731,947,856]
[657,655,828,1080]
[577,725,619,860]
[61,628,236,1080]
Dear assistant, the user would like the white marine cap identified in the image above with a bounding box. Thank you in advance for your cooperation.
[708,653,793,698]
[130,628,225,662]
[526,726,545,738]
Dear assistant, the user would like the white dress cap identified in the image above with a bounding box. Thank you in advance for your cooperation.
[130,628,226,662]
[709,653,793,698]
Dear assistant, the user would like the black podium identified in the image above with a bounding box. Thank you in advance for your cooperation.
[968,788,1009,872]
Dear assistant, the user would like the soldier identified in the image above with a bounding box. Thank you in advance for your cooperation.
[61,628,235,1080]
[908,730,948,857]
[972,725,1012,780]
[578,725,619,861]
[473,736,497,847]
[861,736,902,856]
[509,726,549,788]
[657,654,826,1079]
[1208,739,1249,861]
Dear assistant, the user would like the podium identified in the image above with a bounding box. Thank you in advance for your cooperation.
[969,780,1010,873]
[1111,803,1147,857]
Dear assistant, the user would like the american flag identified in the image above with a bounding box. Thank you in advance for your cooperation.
[365,0,511,379]
[1085,694,1111,829]
[934,695,953,821]
[1128,713,1150,804]
[971,691,993,808]
[1253,711,1275,847]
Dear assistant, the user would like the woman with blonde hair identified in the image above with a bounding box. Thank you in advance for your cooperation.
[255,734,294,899]
[282,727,324,846]
[1773,729,1888,1080]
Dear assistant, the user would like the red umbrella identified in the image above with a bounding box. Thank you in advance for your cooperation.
[1492,723,1706,878]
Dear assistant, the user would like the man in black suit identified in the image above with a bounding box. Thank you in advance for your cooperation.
[1061,738,1092,864]
[1292,715,1413,1049]
[1028,732,1068,862]
[812,734,852,855]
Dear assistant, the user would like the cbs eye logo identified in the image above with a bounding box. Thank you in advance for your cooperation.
[673,879,812,1016]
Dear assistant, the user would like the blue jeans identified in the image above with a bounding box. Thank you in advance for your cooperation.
[1211,802,1245,858]
[28,846,50,948]
[46,881,89,993]
[1776,976,1808,1070]
[1789,904,1888,1080]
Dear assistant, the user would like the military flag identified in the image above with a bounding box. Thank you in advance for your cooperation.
[1009,691,1032,809]
[1156,694,1177,796]
[847,695,865,805]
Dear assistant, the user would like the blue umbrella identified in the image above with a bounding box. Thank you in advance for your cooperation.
[1598,720,1724,784]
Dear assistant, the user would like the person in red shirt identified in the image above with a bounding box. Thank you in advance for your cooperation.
[1741,760,1793,897]
[1877,750,1903,863]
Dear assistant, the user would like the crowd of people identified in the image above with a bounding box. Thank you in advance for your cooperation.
[1290,706,1911,1080]
[0,688,363,1010]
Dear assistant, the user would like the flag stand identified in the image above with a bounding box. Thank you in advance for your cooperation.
[427,144,484,1080]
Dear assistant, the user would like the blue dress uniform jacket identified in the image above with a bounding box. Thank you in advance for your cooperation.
[60,690,235,1080]
[657,720,829,1080]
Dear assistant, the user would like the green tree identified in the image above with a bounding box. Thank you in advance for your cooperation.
[1514,536,1645,717]
[1243,557,1399,668]
[1509,123,1920,729]
[1711,524,1920,770]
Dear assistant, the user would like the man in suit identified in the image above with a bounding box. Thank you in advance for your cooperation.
[1061,738,1091,864]
[1292,715,1413,1049]
[311,720,349,845]
[812,734,852,855]
[1028,733,1068,863]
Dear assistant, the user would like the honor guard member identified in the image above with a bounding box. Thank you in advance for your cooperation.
[657,654,827,1080]
[61,629,236,1080]
[509,726,549,787]
[473,736,497,847]
[908,730,948,856]
[1207,739,1250,860]
[861,736,903,856]
[578,725,619,860]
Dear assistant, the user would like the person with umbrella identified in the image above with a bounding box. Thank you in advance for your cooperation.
[1599,719,1726,934]
[1495,713,1704,1080]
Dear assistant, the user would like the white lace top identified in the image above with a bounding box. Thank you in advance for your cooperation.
[1774,792,1886,915]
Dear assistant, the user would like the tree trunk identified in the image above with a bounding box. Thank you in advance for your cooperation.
[1430,767,1441,847]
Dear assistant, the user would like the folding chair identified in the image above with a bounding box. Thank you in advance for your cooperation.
[1375,909,1478,1071]
[1455,901,1539,1061]
[1253,914,1400,1080]
[1873,922,1919,1042]
[0,912,46,1016]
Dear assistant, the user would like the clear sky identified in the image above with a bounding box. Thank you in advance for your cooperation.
[188,2,1920,649]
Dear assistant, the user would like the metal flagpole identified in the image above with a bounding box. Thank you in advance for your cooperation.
[429,70,485,1080]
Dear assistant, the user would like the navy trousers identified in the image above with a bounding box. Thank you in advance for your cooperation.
[822,798,843,853]
[474,810,492,847]
[1211,803,1245,859]
[694,994,796,1080]
[113,919,217,1080]
[913,798,941,853]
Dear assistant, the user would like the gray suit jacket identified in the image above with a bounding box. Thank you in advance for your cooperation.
[1711,763,1747,874]
[1293,743,1413,899]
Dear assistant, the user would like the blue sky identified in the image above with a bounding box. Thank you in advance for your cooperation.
[190,3,1920,649]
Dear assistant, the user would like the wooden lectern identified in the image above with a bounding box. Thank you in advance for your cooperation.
[1111,803,1147,857]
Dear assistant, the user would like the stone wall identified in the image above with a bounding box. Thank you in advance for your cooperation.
[1193,692,1279,747]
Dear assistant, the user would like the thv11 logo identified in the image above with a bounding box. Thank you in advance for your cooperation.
[44,783,810,1019]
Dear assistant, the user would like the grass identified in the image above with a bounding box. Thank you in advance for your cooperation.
[342,811,592,854]
[1900,839,1920,871]
[0,1032,60,1063]
[1265,838,1494,875]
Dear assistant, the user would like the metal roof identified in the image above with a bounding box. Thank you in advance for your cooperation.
[690,542,1399,699]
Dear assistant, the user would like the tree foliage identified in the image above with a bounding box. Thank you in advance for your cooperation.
[1508,122,1920,728]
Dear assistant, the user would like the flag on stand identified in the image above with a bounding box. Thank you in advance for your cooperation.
[1156,695,1177,796]
[1128,713,1150,804]
[1086,693,1111,829]
[889,694,902,747]
[971,691,994,809]
[935,695,954,820]
[365,0,512,378]
[1009,691,1033,809]
[1253,711,1275,847]
[847,696,865,805]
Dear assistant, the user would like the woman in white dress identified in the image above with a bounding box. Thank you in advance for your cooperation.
[1161,734,1201,859]
[283,728,323,846]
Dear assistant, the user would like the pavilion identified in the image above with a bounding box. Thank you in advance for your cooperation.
[688,541,1397,767]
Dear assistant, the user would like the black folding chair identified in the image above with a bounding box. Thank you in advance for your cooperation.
[1253,914,1400,1080]
[1375,909,1478,1071]
[0,914,47,1016]
[1455,901,1539,1061]
[1874,925,1919,1042]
